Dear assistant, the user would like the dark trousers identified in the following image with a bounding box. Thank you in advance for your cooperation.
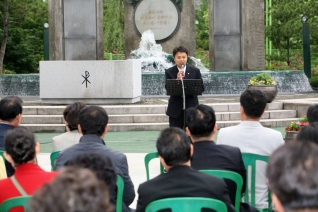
[169,110,185,130]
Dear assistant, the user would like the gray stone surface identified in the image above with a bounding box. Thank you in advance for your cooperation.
[49,0,104,60]
[40,60,141,104]
[125,0,196,58]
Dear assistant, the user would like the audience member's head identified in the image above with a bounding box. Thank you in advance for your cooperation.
[296,124,318,145]
[186,104,217,141]
[78,106,108,137]
[240,90,267,120]
[4,126,39,167]
[307,104,318,124]
[156,127,192,170]
[29,167,113,212]
[0,96,23,126]
[63,102,86,131]
[65,153,116,202]
[267,142,318,212]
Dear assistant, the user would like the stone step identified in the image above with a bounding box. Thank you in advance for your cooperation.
[21,117,298,133]
[22,102,283,115]
[20,109,296,124]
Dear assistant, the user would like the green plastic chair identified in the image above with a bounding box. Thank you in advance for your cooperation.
[0,196,32,212]
[145,197,228,212]
[200,170,242,212]
[144,152,164,180]
[50,150,61,171]
[241,153,271,212]
[0,150,4,160]
[116,175,124,212]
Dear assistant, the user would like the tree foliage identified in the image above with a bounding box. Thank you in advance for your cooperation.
[195,0,209,50]
[0,0,48,73]
[103,0,125,54]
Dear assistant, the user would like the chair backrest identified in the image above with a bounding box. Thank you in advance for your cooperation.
[116,175,124,212]
[0,196,32,212]
[241,153,271,209]
[50,150,61,171]
[144,152,164,180]
[0,150,4,160]
[145,197,228,212]
[200,170,242,212]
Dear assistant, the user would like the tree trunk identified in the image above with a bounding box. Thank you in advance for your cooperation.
[0,0,9,73]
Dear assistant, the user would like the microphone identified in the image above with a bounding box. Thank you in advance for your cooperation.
[181,63,185,79]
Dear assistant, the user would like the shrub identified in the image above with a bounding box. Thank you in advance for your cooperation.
[309,76,318,88]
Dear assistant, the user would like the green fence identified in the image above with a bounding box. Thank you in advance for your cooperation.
[104,53,125,60]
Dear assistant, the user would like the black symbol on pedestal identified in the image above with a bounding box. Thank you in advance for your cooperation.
[82,71,91,88]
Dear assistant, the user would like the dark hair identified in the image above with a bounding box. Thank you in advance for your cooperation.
[240,90,267,118]
[267,142,318,210]
[296,124,318,144]
[4,126,36,166]
[156,127,191,166]
[0,96,23,121]
[29,167,113,212]
[78,106,108,136]
[186,104,216,139]
[307,105,318,124]
[63,102,86,131]
[172,46,189,57]
[65,153,117,203]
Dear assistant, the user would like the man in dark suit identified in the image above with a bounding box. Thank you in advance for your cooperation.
[0,96,23,177]
[55,106,135,212]
[165,46,204,129]
[187,104,257,212]
[136,127,235,212]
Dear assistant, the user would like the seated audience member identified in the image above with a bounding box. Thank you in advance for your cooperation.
[296,124,318,144]
[217,89,284,209]
[267,141,318,212]
[52,102,85,151]
[187,104,257,212]
[65,153,117,205]
[29,167,113,212]
[0,127,57,210]
[306,104,318,124]
[0,96,23,176]
[55,106,135,212]
[136,127,235,212]
[0,156,6,179]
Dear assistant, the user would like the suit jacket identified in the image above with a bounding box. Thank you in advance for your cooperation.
[52,130,82,151]
[165,65,204,118]
[136,165,235,212]
[191,141,246,206]
[217,121,284,208]
[55,134,135,212]
[0,163,57,212]
[0,123,15,176]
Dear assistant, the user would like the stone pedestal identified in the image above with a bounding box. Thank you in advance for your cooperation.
[40,60,141,104]
[48,0,104,60]
[125,0,196,58]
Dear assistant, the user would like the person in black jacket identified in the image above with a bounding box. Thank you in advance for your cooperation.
[136,127,235,212]
[165,46,204,129]
[55,106,135,212]
[187,104,257,212]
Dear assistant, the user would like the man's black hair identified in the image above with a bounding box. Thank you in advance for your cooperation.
[0,96,23,121]
[186,104,216,139]
[78,106,108,136]
[267,141,318,209]
[240,90,267,118]
[296,124,318,145]
[307,105,318,124]
[65,153,117,204]
[63,102,86,131]
[4,126,36,166]
[156,127,191,166]
[172,46,189,57]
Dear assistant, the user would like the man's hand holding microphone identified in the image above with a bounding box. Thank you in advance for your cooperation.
[177,63,185,80]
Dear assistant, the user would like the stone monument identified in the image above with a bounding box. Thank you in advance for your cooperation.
[48,0,104,60]
[209,0,265,71]
[125,0,196,58]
